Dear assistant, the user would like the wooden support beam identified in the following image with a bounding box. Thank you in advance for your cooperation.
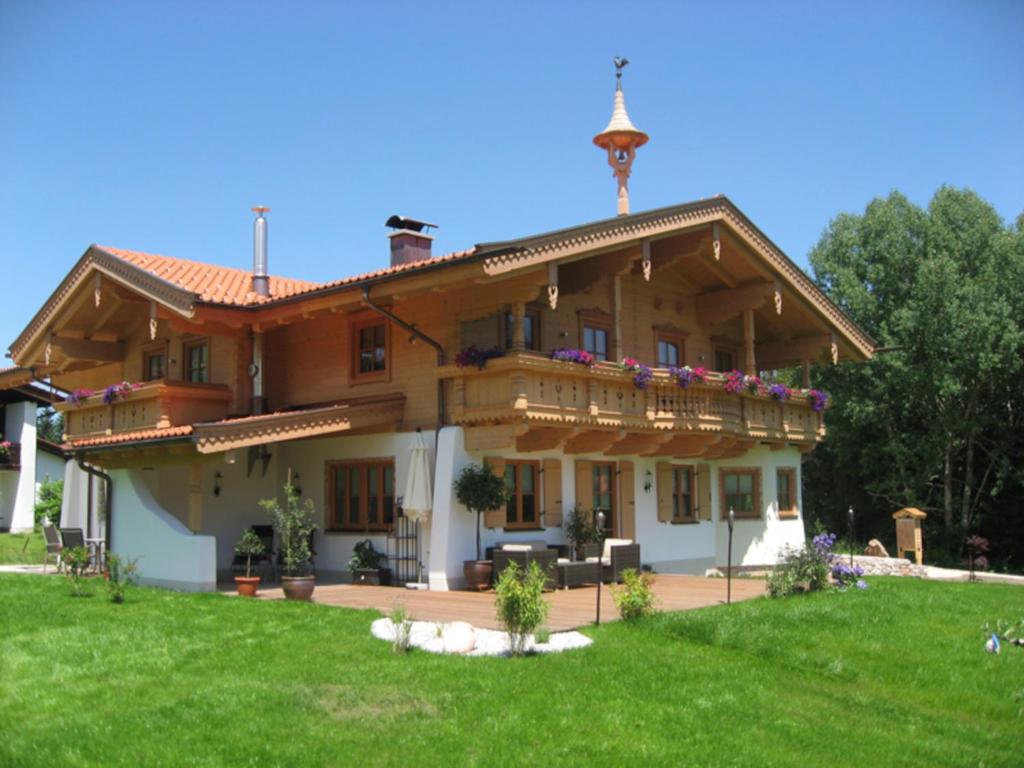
[653,434,721,458]
[463,424,528,452]
[515,427,578,453]
[558,247,640,294]
[743,310,756,375]
[52,336,124,362]
[695,282,774,327]
[604,432,672,457]
[703,438,739,460]
[720,440,755,459]
[755,334,833,370]
[612,275,623,362]
[563,430,623,455]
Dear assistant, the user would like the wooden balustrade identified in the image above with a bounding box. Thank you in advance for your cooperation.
[56,382,233,440]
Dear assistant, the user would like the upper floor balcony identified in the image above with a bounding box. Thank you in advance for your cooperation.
[56,381,233,443]
[437,351,824,458]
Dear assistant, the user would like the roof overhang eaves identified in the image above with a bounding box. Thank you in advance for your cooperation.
[8,245,198,364]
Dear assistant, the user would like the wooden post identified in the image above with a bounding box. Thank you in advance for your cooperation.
[743,309,756,375]
[613,275,623,362]
[511,302,526,351]
[801,360,811,388]
[188,463,203,533]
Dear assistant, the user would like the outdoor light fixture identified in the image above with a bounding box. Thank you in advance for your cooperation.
[213,472,222,497]
[643,469,653,494]
[595,510,606,626]
[848,506,855,567]
[224,450,237,465]
[727,506,735,605]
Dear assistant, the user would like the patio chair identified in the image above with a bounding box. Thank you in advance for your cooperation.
[582,539,641,583]
[492,545,557,590]
[59,527,93,571]
[42,523,63,573]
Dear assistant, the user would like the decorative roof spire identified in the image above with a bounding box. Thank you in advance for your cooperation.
[593,57,649,216]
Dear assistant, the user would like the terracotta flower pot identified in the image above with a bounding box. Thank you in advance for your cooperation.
[235,575,261,598]
[463,560,493,591]
[281,575,316,601]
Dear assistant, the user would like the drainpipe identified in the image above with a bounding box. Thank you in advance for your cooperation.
[360,286,445,452]
[77,458,113,553]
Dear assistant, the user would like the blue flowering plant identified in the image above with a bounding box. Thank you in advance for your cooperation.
[618,357,654,390]
[667,365,708,389]
[831,561,868,590]
[551,348,596,367]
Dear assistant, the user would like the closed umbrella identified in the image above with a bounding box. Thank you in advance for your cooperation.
[403,433,433,523]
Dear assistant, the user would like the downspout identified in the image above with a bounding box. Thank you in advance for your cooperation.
[360,286,446,453]
[77,458,113,553]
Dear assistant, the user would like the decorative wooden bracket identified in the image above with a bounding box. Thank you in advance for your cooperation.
[712,222,721,261]
[641,241,652,281]
[547,263,558,310]
[94,273,102,308]
[149,301,158,341]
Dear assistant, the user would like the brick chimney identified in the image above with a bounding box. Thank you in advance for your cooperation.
[385,215,436,267]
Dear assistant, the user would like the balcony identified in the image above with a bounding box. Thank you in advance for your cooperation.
[56,381,233,442]
[0,441,21,470]
[438,352,824,458]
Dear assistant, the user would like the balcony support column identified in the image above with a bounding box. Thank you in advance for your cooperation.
[802,360,811,388]
[511,302,526,352]
[612,275,623,362]
[743,309,756,376]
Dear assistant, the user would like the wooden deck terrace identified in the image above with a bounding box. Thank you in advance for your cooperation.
[249,574,767,631]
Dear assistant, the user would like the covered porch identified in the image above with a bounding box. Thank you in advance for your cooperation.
[247,573,767,631]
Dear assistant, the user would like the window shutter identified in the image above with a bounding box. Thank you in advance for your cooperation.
[542,459,563,528]
[574,460,593,511]
[656,462,673,523]
[483,457,506,529]
[696,463,712,521]
[619,461,636,540]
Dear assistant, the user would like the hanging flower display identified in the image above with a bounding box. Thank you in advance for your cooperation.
[618,357,653,390]
[667,365,708,388]
[723,370,745,394]
[767,383,792,401]
[454,345,503,370]
[806,389,830,412]
[67,389,94,406]
[551,348,596,367]
[102,381,139,404]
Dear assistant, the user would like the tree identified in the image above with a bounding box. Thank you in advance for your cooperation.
[36,406,63,444]
[453,461,509,562]
[805,187,1024,570]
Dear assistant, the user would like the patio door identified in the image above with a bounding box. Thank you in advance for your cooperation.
[619,461,635,541]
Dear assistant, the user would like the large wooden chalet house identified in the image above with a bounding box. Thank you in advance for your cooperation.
[3,78,872,591]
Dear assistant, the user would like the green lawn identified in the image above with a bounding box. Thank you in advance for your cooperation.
[0,531,44,565]
[1,575,1021,767]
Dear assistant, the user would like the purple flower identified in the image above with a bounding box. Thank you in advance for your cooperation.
[618,358,654,390]
[855,580,868,590]
[668,366,708,388]
[806,389,830,412]
[723,370,745,394]
[455,345,503,370]
[102,384,120,404]
[768,383,791,401]
[67,388,94,406]
[551,348,596,367]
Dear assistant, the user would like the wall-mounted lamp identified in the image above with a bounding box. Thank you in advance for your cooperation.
[643,469,653,494]
[224,450,237,465]
[213,472,223,497]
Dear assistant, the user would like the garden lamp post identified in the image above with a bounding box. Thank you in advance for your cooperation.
[848,506,855,567]
[595,510,606,626]
[727,506,735,605]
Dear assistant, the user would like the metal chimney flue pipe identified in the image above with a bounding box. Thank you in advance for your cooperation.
[251,206,270,297]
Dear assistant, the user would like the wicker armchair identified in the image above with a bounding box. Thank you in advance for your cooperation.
[581,540,642,583]
[492,547,558,590]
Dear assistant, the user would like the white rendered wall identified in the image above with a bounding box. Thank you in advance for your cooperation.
[0,473,16,531]
[110,468,216,591]
[5,402,36,532]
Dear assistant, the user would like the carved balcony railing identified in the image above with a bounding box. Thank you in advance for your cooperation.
[437,352,824,456]
[56,381,233,441]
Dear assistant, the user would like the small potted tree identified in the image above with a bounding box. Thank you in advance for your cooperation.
[454,461,509,590]
[565,504,599,561]
[261,482,317,601]
[234,529,266,597]
[348,539,392,585]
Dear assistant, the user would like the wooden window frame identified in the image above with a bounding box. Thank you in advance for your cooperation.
[714,345,738,374]
[325,458,396,533]
[501,307,542,352]
[592,460,617,537]
[654,329,687,369]
[671,465,697,524]
[579,310,613,363]
[720,467,762,520]
[776,467,798,519]
[142,340,169,382]
[182,337,210,384]
[350,316,391,384]
[503,459,542,530]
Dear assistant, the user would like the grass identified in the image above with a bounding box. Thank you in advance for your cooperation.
[0,531,44,565]
[1,575,1022,767]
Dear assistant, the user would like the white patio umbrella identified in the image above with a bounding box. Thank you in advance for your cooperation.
[402,432,433,586]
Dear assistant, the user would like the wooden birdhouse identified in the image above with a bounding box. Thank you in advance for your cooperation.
[892,507,927,565]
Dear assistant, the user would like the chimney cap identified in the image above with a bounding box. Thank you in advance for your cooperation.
[385,215,437,233]
[252,205,271,215]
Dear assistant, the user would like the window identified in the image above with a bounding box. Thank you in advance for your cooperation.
[352,319,388,380]
[583,325,609,361]
[504,460,540,529]
[327,460,395,531]
[777,468,798,518]
[592,461,616,536]
[183,339,209,383]
[714,347,736,373]
[143,349,165,381]
[672,466,695,522]
[503,309,541,351]
[721,468,761,519]
[655,331,685,368]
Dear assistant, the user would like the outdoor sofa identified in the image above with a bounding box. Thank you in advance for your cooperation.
[581,539,641,583]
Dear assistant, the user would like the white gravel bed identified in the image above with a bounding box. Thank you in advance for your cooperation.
[371,618,593,656]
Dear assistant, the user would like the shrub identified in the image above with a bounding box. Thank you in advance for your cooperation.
[105,552,138,604]
[565,505,602,559]
[613,568,656,621]
[63,546,92,597]
[766,532,835,598]
[494,560,549,656]
[262,483,316,577]
[233,530,265,579]
[34,478,63,528]
[388,604,412,654]
[348,539,388,572]
[534,626,551,645]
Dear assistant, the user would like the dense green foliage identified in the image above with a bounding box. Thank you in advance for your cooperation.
[33,478,63,528]
[806,188,1024,570]
[61,546,91,596]
[104,552,138,603]
[262,483,315,577]
[494,560,549,655]
[1,575,1021,766]
[453,461,509,561]
[36,406,64,444]
[612,568,656,620]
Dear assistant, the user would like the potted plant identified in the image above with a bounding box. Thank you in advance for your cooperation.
[454,461,510,590]
[234,529,265,597]
[348,539,392,585]
[261,482,317,601]
[565,504,599,561]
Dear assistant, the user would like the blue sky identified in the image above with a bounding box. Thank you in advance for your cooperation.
[1,0,1022,355]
